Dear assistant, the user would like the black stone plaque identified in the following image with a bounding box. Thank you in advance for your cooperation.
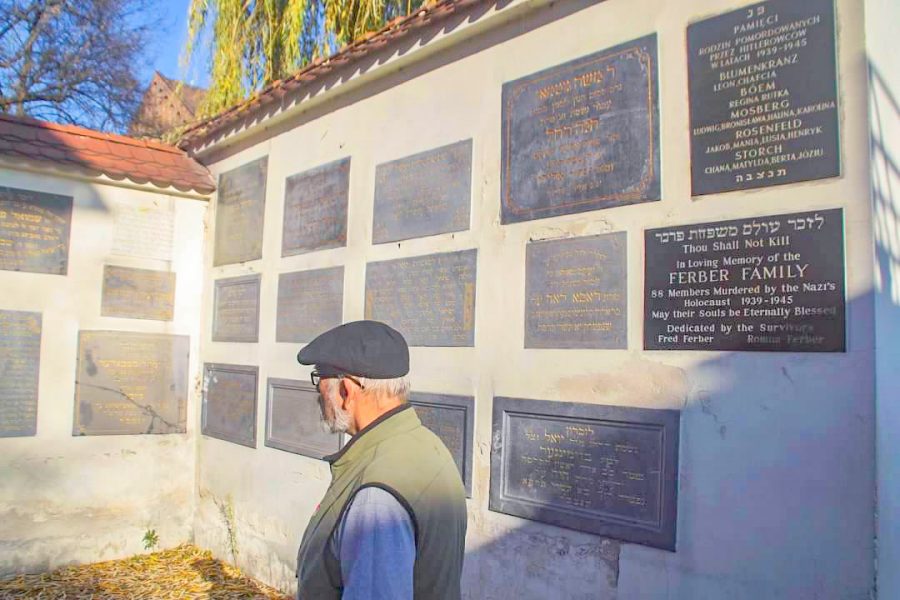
[74,331,189,435]
[276,267,344,343]
[644,208,845,351]
[373,140,472,243]
[212,274,261,343]
[265,378,341,459]
[0,310,41,437]
[501,35,660,224]
[410,392,475,496]
[0,186,73,275]
[365,249,477,347]
[203,363,258,448]
[525,232,627,349]
[213,157,268,266]
[282,157,350,256]
[490,396,679,551]
[101,266,176,321]
[688,0,839,195]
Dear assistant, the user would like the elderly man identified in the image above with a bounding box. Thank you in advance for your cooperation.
[295,320,467,600]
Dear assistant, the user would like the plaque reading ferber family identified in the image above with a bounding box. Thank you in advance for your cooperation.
[282,157,350,256]
[0,310,41,437]
[265,378,341,459]
[501,35,660,224]
[409,392,475,496]
[213,157,268,266]
[0,186,73,275]
[203,363,258,448]
[213,274,261,343]
[74,331,189,435]
[644,208,845,351]
[276,267,344,343]
[490,397,679,551]
[688,0,839,195]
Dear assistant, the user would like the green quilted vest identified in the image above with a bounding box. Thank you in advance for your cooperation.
[295,404,467,600]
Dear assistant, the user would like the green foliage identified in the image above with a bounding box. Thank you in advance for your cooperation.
[142,528,159,550]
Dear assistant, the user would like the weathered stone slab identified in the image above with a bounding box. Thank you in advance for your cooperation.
[282,158,350,256]
[276,267,344,343]
[490,396,680,551]
[73,331,189,435]
[111,200,174,261]
[644,208,845,351]
[525,232,627,349]
[0,186,73,275]
[265,378,341,459]
[213,157,268,266]
[212,274,261,343]
[409,392,475,496]
[0,310,41,437]
[365,249,477,347]
[688,0,839,195]
[373,140,472,243]
[501,34,660,224]
[203,363,258,448]
[101,265,176,321]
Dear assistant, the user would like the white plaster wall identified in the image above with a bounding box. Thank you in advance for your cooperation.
[0,168,207,575]
[196,0,876,597]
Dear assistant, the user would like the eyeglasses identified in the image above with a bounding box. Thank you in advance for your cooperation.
[310,371,365,389]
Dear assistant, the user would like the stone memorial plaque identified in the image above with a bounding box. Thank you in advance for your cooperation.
[525,232,627,349]
[213,157,268,266]
[0,186,73,275]
[101,266,176,321]
[203,363,258,448]
[73,331,189,435]
[501,35,660,224]
[282,157,350,256]
[373,140,472,243]
[213,274,261,343]
[490,396,679,551]
[111,200,174,261]
[688,0,839,195]
[0,310,41,437]
[276,267,344,343]
[365,249,477,347]
[410,392,475,496]
[265,378,341,459]
[644,208,845,351]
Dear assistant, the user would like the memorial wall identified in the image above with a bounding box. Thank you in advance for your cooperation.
[193,0,878,597]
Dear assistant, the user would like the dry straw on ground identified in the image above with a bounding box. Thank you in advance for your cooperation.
[0,544,291,599]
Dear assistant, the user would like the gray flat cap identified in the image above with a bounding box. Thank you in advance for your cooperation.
[297,320,409,379]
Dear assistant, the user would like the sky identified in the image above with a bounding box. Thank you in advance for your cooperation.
[142,0,211,89]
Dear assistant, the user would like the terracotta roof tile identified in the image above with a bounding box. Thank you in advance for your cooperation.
[0,112,214,195]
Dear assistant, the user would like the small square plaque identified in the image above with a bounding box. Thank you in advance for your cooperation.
[203,363,259,448]
[265,378,341,459]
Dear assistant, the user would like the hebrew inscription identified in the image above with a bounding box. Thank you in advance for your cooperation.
[74,331,189,435]
[373,140,472,243]
[0,186,73,275]
[213,274,261,343]
[111,200,174,261]
[213,157,268,266]
[410,392,475,496]
[525,232,627,349]
[644,208,845,351]
[265,378,341,459]
[501,34,660,224]
[101,266,176,321]
[282,157,350,256]
[688,0,839,195]
[490,397,679,550]
[0,310,41,437]
[276,267,344,343]
[365,249,477,347]
[203,363,258,448]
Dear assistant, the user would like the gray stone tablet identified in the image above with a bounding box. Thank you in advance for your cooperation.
[73,331,189,435]
[276,267,344,343]
[213,157,268,266]
[410,392,475,496]
[202,363,258,448]
[373,140,472,243]
[265,378,341,459]
[212,274,261,343]
[101,265,176,321]
[688,0,839,195]
[525,232,627,349]
[282,157,350,256]
[0,186,73,275]
[501,35,660,224]
[365,249,477,347]
[0,310,41,437]
[490,396,680,551]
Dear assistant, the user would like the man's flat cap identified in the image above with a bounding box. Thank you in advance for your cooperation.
[297,320,409,379]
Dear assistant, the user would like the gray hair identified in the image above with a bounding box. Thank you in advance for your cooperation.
[358,375,410,402]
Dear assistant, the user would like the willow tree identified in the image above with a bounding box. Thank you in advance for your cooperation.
[186,0,425,117]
